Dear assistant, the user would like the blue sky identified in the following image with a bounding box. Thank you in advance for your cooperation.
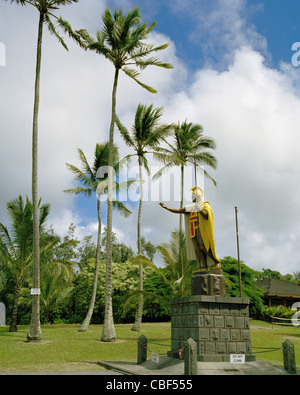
[1,0,300,275]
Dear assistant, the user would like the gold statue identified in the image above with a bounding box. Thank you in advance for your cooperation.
[159,187,221,270]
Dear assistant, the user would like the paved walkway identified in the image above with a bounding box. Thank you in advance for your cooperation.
[98,357,292,375]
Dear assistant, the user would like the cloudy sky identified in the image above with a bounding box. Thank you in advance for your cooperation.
[1,0,300,275]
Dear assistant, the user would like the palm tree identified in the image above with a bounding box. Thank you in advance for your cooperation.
[0,196,50,332]
[77,7,172,342]
[154,120,218,230]
[6,0,82,341]
[64,142,132,332]
[153,121,218,277]
[123,229,198,316]
[116,103,172,331]
[39,252,76,324]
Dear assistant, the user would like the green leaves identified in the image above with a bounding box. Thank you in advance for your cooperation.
[153,120,218,186]
[7,0,83,51]
[79,7,173,94]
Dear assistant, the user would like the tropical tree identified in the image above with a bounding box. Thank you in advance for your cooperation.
[19,234,78,324]
[116,103,172,331]
[154,121,218,222]
[77,7,172,341]
[123,230,198,315]
[64,142,132,332]
[0,196,50,332]
[6,0,82,341]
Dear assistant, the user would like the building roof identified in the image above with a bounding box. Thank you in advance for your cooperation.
[256,278,300,298]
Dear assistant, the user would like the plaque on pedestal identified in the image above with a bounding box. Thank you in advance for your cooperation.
[191,269,226,297]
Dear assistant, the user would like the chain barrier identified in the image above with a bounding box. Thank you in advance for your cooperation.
[137,340,185,360]
[252,346,283,354]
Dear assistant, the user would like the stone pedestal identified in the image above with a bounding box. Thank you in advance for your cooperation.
[191,270,226,297]
[168,295,256,362]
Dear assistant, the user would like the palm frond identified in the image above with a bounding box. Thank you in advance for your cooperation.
[56,16,86,49]
[122,67,157,93]
[130,255,170,286]
[63,186,93,197]
[112,200,131,217]
[115,115,135,147]
[44,14,68,51]
[65,163,93,188]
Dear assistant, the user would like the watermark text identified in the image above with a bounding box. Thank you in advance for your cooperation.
[292,302,300,327]
[291,42,300,67]
[96,164,205,204]
[0,42,6,67]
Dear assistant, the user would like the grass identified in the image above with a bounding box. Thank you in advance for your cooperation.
[0,320,299,373]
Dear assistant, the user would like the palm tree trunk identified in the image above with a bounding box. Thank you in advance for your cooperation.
[131,157,144,331]
[78,198,102,332]
[179,164,184,280]
[27,11,44,342]
[101,68,119,342]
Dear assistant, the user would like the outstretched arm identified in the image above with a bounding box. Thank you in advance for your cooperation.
[159,202,185,214]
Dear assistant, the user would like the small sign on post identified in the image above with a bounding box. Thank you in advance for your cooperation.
[0,303,5,326]
[151,352,160,364]
[31,288,41,295]
[230,354,245,364]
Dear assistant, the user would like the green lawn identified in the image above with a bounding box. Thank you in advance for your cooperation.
[0,321,299,373]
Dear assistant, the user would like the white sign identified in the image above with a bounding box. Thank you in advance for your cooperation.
[0,303,5,326]
[151,352,159,364]
[230,354,245,364]
[31,288,41,295]
[0,42,5,67]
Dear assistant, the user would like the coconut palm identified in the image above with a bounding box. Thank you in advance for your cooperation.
[116,103,172,331]
[77,7,172,341]
[64,142,133,332]
[6,0,82,341]
[0,196,50,332]
[154,121,218,231]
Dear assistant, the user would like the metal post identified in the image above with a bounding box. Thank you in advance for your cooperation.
[235,207,242,298]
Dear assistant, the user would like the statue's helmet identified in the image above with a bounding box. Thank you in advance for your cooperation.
[191,186,203,199]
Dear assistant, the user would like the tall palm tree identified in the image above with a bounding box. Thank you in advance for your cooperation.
[154,121,218,231]
[0,196,50,332]
[116,103,172,331]
[77,7,172,341]
[6,0,82,341]
[64,142,132,332]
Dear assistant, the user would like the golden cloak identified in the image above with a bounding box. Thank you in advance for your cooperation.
[184,201,220,267]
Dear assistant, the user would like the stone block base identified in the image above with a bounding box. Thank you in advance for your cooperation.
[169,295,256,362]
[191,271,226,297]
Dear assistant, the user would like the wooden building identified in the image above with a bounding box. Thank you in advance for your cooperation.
[256,278,300,308]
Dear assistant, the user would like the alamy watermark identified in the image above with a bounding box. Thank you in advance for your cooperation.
[292,302,300,327]
[0,303,6,326]
[0,42,6,67]
[291,42,300,67]
[95,164,205,204]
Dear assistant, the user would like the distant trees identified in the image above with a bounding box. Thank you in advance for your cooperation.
[0,196,78,331]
